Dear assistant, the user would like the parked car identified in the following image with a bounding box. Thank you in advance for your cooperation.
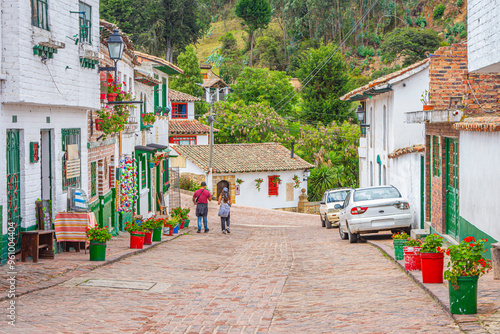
[337,185,412,243]
[319,188,352,229]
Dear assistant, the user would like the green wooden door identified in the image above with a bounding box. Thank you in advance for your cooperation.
[6,130,22,252]
[446,138,459,239]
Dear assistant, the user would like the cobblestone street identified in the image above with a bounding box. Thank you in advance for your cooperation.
[2,195,462,333]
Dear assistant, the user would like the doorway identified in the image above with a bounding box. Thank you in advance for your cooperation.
[446,138,459,239]
[40,130,52,201]
[7,129,21,252]
[217,180,229,199]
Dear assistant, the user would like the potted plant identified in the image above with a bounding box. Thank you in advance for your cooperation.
[420,234,445,283]
[95,119,103,131]
[141,217,157,245]
[164,219,177,236]
[125,222,146,249]
[444,236,492,314]
[255,178,263,191]
[86,225,112,261]
[171,216,182,234]
[420,90,434,111]
[403,238,422,271]
[392,232,410,260]
[172,207,190,228]
[152,217,166,242]
[142,112,156,125]
[95,106,130,140]
[107,75,121,102]
[292,175,301,189]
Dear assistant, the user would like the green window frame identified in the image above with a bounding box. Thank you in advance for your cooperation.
[62,128,81,190]
[154,84,160,114]
[162,78,167,115]
[31,0,49,30]
[79,2,92,44]
[433,136,441,177]
[141,155,147,189]
[90,161,97,197]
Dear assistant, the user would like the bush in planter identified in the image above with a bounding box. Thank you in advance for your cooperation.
[125,222,147,249]
[420,234,446,283]
[392,232,410,260]
[86,225,112,261]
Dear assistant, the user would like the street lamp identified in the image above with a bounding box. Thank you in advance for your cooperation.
[303,168,311,182]
[356,104,370,129]
[98,29,125,84]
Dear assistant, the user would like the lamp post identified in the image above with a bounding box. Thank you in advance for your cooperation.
[303,168,311,182]
[356,104,370,129]
[196,84,216,185]
[98,29,125,84]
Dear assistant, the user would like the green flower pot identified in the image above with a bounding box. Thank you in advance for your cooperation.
[393,239,408,260]
[152,227,162,242]
[449,276,479,314]
[89,241,106,261]
[184,219,190,228]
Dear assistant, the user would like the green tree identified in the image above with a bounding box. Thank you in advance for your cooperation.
[254,30,287,71]
[170,45,204,98]
[226,67,297,116]
[219,33,244,84]
[295,44,354,124]
[380,28,441,66]
[235,0,272,67]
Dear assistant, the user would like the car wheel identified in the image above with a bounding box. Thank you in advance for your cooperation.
[347,224,358,244]
[339,223,348,240]
[321,214,325,227]
[325,215,332,229]
[403,226,412,235]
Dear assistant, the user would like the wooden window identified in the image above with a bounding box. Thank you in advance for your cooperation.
[62,128,81,190]
[79,2,92,44]
[90,161,97,197]
[433,136,441,177]
[170,136,196,145]
[268,175,279,196]
[172,103,187,119]
[31,0,49,30]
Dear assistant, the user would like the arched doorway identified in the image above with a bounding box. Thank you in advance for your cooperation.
[217,180,229,199]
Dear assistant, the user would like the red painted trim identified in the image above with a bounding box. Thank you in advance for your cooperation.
[268,175,279,196]
[172,103,188,119]
[170,136,197,145]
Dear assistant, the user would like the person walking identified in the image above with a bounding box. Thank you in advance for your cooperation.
[217,187,232,234]
[193,182,212,233]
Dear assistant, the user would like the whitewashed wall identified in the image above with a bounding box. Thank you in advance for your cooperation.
[390,153,423,228]
[459,131,500,241]
[468,0,500,73]
[196,134,209,145]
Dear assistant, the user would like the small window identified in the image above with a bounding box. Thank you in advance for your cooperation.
[170,136,196,145]
[268,175,279,196]
[31,0,49,30]
[79,2,92,44]
[172,103,187,119]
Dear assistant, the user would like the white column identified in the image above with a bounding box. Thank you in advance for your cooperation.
[216,88,220,102]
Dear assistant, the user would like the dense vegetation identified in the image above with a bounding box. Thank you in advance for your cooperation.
[100,0,467,200]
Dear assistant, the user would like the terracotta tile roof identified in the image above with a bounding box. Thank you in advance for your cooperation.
[169,89,200,102]
[203,78,228,88]
[173,143,315,173]
[134,70,161,86]
[134,51,184,74]
[341,58,429,101]
[453,116,500,132]
[169,119,217,134]
[388,144,425,159]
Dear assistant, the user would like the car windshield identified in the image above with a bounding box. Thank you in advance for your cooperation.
[327,190,349,203]
[353,187,401,202]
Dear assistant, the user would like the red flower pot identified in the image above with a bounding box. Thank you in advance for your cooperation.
[423,105,434,111]
[144,230,153,245]
[130,232,145,249]
[107,93,118,102]
[180,220,185,229]
[421,252,444,283]
[95,119,103,131]
[403,246,421,271]
[100,93,106,100]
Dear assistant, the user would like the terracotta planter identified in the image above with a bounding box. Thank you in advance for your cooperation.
[107,93,118,102]
[423,105,434,111]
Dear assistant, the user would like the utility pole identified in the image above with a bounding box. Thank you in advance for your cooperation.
[209,96,214,184]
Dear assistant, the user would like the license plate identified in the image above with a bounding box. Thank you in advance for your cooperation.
[372,220,394,227]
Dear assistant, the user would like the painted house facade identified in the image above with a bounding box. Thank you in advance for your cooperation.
[171,143,314,210]
[404,42,500,256]
[1,0,100,263]
[341,59,429,228]
[200,64,231,102]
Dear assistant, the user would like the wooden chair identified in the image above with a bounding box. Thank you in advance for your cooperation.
[157,194,168,215]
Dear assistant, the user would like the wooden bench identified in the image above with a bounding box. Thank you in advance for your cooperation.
[21,230,55,263]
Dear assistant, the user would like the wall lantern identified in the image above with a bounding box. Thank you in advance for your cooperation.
[356,104,370,129]
[98,29,125,84]
[303,168,311,182]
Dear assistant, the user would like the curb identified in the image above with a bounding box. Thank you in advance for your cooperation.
[366,239,488,333]
[1,227,194,302]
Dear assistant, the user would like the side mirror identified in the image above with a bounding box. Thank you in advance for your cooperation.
[320,201,326,205]
[334,204,342,209]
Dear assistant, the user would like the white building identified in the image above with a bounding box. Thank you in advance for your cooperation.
[171,143,314,210]
[340,59,429,228]
[1,0,100,261]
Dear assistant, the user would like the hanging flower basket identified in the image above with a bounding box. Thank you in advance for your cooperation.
[107,93,118,102]
[95,119,103,131]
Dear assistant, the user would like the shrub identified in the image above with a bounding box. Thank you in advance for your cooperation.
[433,4,446,20]
[345,50,351,57]
[415,16,427,28]
[456,0,463,7]
[459,30,467,39]
[452,22,465,36]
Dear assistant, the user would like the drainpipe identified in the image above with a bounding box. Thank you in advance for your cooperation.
[291,142,295,159]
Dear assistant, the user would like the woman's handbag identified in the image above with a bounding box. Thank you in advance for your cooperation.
[218,203,230,217]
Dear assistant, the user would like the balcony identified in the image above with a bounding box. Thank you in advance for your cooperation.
[405,109,463,124]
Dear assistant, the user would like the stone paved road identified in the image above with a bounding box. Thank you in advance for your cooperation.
[1,196,461,333]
